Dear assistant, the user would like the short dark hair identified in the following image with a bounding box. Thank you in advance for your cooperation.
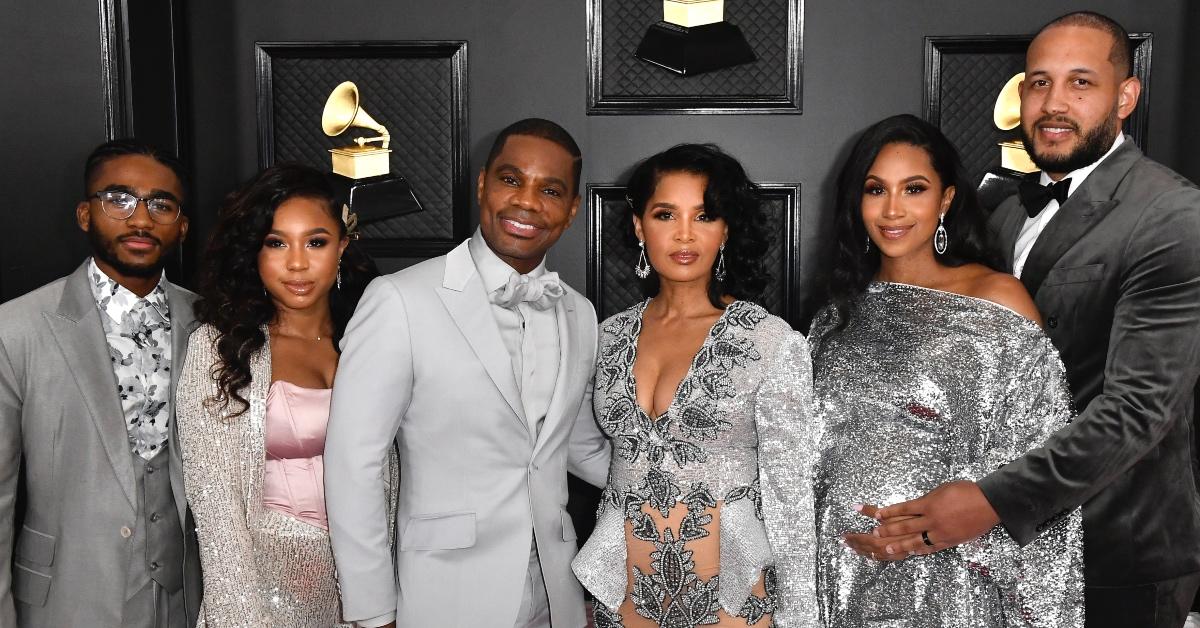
[823,114,1000,328]
[624,143,770,310]
[1036,11,1132,78]
[83,139,190,204]
[484,118,582,193]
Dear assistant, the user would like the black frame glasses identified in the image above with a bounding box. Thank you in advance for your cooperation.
[90,190,184,225]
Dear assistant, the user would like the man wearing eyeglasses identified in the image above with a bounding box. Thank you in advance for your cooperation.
[0,139,201,627]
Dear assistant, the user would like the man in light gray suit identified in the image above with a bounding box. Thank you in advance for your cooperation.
[858,12,1200,628]
[0,140,201,627]
[326,118,611,628]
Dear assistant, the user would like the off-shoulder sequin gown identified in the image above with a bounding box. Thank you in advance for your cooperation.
[573,300,820,628]
[808,283,1084,628]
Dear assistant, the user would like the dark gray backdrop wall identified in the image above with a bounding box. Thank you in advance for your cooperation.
[0,1,110,301]
[182,0,1196,325]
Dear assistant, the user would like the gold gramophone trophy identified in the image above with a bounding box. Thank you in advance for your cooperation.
[634,0,757,76]
[977,72,1040,211]
[320,81,423,223]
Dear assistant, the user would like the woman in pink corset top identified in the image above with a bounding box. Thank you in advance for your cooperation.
[175,164,396,626]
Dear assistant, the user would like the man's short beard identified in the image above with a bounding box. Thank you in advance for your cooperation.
[88,226,173,279]
[1020,109,1121,174]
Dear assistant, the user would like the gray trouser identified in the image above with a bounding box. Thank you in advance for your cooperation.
[514,540,551,628]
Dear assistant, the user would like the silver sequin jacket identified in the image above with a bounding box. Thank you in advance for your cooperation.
[572,300,820,627]
[176,325,397,627]
[809,283,1084,628]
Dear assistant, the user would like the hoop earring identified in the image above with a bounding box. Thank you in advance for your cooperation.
[714,243,727,282]
[635,241,651,279]
[865,235,871,253]
[934,214,948,255]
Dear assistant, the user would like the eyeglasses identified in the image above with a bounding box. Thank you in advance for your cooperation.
[91,190,183,225]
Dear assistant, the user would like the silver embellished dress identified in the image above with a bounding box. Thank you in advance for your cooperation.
[176,325,398,627]
[572,300,819,628]
[808,282,1084,628]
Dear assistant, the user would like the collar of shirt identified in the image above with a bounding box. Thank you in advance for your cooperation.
[87,257,170,325]
[1038,133,1125,196]
[467,228,549,293]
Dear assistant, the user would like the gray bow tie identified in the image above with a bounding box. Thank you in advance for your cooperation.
[492,271,564,311]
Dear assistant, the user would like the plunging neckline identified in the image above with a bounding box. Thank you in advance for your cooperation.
[628,299,737,421]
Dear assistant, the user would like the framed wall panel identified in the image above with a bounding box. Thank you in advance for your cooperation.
[587,0,803,114]
[587,183,802,327]
[255,41,469,258]
[923,34,1152,186]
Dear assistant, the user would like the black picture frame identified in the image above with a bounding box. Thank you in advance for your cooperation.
[587,0,804,114]
[586,183,802,327]
[255,41,470,258]
[923,34,1152,185]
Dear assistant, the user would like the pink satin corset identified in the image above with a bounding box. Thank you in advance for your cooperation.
[263,380,332,530]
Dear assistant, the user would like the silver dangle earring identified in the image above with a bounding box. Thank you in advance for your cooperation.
[934,213,949,255]
[635,241,652,279]
[714,243,727,282]
[865,235,871,253]
[336,259,343,290]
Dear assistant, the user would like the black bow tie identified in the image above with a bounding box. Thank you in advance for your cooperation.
[1017,178,1073,218]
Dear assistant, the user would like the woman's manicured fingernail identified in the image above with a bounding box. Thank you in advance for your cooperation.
[851,503,864,512]
[885,544,895,554]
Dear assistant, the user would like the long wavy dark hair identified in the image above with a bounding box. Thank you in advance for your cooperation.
[824,114,1000,329]
[624,143,770,309]
[195,163,379,417]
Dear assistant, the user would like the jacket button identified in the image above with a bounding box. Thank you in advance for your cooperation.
[120,526,132,538]
[150,561,160,571]
[145,463,154,474]
[150,512,161,523]
[1046,316,1058,328]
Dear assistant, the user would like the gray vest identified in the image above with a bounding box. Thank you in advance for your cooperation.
[125,448,185,597]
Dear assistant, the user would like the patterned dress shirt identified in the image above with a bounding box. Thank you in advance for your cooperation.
[88,258,173,460]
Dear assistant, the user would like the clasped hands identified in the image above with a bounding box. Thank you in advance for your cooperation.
[841,480,1001,561]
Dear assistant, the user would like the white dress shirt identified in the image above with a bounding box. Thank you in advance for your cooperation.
[469,229,560,436]
[1013,134,1124,278]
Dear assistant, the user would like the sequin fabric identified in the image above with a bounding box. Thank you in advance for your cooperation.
[808,283,1084,628]
[573,300,819,627]
[176,325,399,627]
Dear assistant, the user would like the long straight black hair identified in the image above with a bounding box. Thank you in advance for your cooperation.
[823,114,1001,328]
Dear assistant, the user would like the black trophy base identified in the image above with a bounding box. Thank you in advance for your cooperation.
[977,167,1032,213]
[326,173,424,224]
[634,21,757,76]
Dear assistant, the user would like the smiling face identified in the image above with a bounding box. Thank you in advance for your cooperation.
[861,142,955,263]
[476,134,581,274]
[257,196,348,315]
[1019,24,1140,178]
[633,171,727,288]
[76,154,189,281]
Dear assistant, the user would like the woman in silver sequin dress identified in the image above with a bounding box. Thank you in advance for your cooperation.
[572,144,819,628]
[809,114,1084,627]
[175,165,393,627]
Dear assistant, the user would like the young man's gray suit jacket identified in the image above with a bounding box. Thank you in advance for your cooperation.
[0,261,202,627]
[325,239,611,628]
[982,137,1200,626]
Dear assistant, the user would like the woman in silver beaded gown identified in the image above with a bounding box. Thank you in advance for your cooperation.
[572,144,819,628]
[808,114,1084,627]
[175,165,393,627]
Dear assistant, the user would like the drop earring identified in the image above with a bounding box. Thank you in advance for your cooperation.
[714,243,727,281]
[934,214,948,255]
[635,241,651,279]
[336,258,343,290]
[865,235,871,253]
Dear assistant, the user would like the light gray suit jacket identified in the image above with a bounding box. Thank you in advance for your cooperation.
[325,240,611,628]
[0,261,202,627]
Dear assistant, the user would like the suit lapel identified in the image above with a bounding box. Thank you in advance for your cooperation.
[1019,139,1140,297]
[436,242,529,432]
[165,283,198,526]
[532,293,578,458]
[997,202,1027,271]
[47,262,137,509]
